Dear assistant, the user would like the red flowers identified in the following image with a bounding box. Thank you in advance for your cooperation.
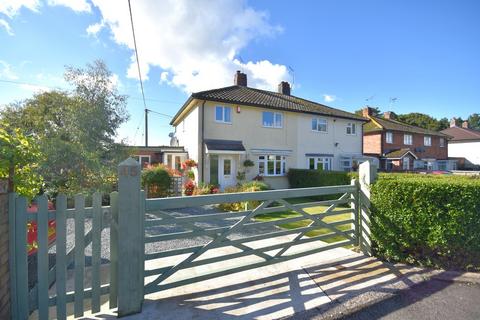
[183,180,196,196]
[181,159,197,170]
[27,202,56,256]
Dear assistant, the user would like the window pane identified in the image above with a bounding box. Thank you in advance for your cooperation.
[263,112,274,127]
[267,159,274,174]
[351,124,356,134]
[347,125,351,134]
[259,159,265,175]
[319,119,327,132]
[275,159,281,174]
[309,158,315,169]
[312,119,317,131]
[224,107,231,122]
[210,155,219,185]
[224,159,231,175]
[215,106,223,121]
[167,154,173,168]
[275,113,282,127]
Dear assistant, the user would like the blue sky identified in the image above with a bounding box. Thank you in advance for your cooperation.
[1,0,479,145]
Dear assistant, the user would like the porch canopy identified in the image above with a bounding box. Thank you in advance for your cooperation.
[205,139,246,154]
[381,148,418,160]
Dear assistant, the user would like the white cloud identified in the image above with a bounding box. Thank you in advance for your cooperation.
[86,20,105,37]
[19,83,50,93]
[0,0,40,18]
[47,0,91,13]
[0,19,14,35]
[323,94,336,103]
[88,0,289,93]
[0,61,19,80]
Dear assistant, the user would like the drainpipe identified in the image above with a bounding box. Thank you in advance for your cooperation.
[200,100,206,183]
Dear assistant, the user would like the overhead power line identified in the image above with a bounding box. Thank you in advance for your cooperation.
[128,0,149,146]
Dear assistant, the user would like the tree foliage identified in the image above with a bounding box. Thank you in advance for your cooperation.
[396,113,449,131]
[467,113,480,130]
[0,60,129,195]
[0,123,43,198]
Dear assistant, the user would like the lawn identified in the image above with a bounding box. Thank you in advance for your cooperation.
[254,197,354,243]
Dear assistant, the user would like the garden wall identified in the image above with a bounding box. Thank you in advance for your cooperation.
[370,173,480,271]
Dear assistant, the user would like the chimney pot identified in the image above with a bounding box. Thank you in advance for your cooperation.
[362,107,373,118]
[234,70,247,86]
[278,81,291,95]
[462,121,469,128]
[450,118,457,128]
[383,111,396,120]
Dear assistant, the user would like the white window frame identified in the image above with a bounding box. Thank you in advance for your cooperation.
[386,131,393,144]
[404,134,413,145]
[440,138,446,147]
[312,118,328,133]
[424,136,432,146]
[258,155,286,176]
[307,157,332,171]
[134,155,151,167]
[215,105,232,124]
[346,123,356,135]
[262,111,283,128]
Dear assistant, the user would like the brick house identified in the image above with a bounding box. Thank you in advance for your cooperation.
[128,146,188,170]
[362,107,456,171]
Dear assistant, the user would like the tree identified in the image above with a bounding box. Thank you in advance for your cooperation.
[355,106,381,117]
[467,113,480,130]
[0,60,129,195]
[0,122,43,198]
[396,113,445,131]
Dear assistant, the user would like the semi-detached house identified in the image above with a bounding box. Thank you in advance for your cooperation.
[170,71,370,190]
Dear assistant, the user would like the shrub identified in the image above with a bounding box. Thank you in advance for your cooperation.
[141,164,172,198]
[218,181,269,211]
[192,183,219,195]
[183,180,195,196]
[370,173,480,271]
[287,169,355,200]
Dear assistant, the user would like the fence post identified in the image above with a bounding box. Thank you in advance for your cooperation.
[0,180,11,320]
[350,179,360,247]
[358,161,377,256]
[117,158,144,316]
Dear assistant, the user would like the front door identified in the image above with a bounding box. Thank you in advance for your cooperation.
[218,155,236,190]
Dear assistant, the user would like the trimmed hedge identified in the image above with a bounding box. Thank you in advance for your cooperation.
[371,174,480,271]
[141,165,172,198]
[287,169,355,200]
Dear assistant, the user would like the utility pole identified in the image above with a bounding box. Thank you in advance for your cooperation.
[145,109,148,147]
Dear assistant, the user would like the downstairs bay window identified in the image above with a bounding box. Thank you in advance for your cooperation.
[258,155,286,176]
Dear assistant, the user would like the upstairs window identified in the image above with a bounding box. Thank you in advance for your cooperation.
[386,132,393,144]
[312,118,328,132]
[424,136,432,146]
[346,123,356,135]
[262,112,283,128]
[215,106,232,123]
[404,134,413,145]
[440,138,446,147]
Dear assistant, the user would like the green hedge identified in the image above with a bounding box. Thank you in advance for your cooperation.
[287,169,353,188]
[371,174,480,271]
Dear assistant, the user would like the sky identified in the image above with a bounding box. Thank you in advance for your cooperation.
[1,0,479,146]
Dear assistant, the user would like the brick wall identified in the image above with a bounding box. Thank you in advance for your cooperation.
[0,180,10,319]
[382,130,448,159]
[363,133,382,155]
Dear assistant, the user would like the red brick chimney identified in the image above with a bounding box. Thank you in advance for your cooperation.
[278,81,291,95]
[362,107,374,118]
[462,121,469,128]
[383,111,396,120]
[450,118,457,128]
[234,70,247,86]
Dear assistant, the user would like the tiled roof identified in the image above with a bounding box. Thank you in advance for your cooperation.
[171,85,365,124]
[383,148,418,159]
[205,139,245,152]
[364,116,449,137]
[440,126,480,141]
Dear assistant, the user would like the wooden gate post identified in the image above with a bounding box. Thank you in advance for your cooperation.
[358,161,377,256]
[117,158,144,316]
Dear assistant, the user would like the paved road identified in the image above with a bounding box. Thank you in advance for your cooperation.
[341,279,480,320]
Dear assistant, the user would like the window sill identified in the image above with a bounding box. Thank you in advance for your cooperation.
[312,129,328,134]
[262,126,283,129]
[215,121,232,125]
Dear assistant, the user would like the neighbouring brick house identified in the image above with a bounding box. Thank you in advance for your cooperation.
[362,107,456,171]
[128,146,188,170]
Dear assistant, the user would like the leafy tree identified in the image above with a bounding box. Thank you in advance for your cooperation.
[0,123,43,198]
[467,113,480,130]
[355,106,381,117]
[0,60,129,195]
[396,113,445,131]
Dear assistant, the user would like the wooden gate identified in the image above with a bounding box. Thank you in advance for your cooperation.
[143,183,360,294]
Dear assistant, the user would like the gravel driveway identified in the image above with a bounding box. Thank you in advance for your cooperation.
[29,204,278,287]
